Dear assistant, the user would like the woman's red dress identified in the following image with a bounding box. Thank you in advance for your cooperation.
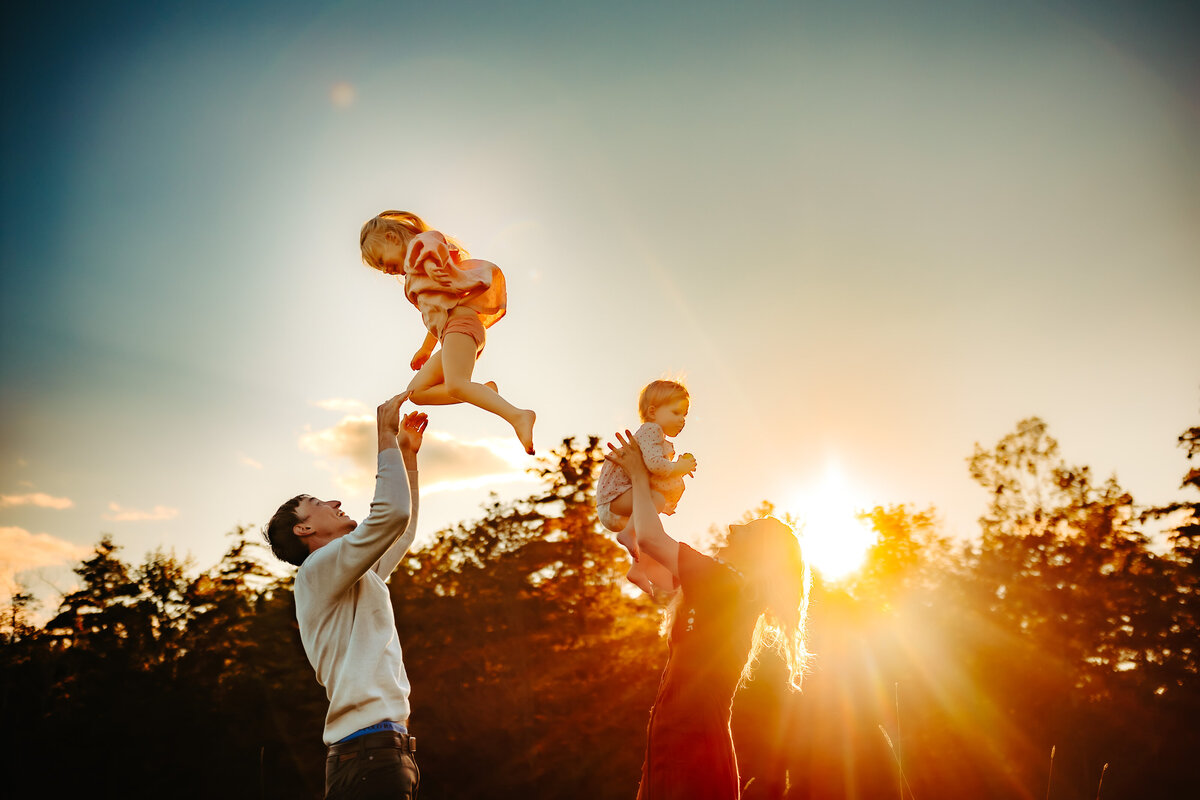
[637,543,760,800]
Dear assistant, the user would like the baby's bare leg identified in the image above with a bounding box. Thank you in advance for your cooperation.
[621,518,656,596]
[609,489,667,519]
[609,489,669,597]
[639,553,675,594]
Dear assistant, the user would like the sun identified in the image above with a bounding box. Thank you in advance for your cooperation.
[787,463,876,582]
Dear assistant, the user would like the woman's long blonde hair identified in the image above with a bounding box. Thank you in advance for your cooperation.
[358,210,472,273]
[664,516,812,690]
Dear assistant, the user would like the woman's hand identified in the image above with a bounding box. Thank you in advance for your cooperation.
[606,430,650,481]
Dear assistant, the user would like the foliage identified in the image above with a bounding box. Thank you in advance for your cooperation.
[2,421,1199,799]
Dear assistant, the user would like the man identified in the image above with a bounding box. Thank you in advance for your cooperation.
[265,393,427,799]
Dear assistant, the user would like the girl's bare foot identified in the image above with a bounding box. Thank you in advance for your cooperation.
[513,408,536,455]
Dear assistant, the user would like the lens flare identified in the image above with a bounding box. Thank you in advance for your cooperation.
[789,462,875,581]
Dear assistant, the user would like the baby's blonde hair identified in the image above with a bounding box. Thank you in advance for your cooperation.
[359,210,430,272]
[638,380,689,422]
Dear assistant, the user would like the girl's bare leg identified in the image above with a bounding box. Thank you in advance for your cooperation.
[408,349,497,405]
[440,332,536,454]
[407,351,449,403]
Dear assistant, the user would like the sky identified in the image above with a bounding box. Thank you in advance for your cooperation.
[2,0,1198,614]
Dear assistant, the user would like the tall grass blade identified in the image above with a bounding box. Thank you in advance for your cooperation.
[896,683,903,800]
[878,724,918,800]
[1095,763,1108,800]
[1045,745,1055,800]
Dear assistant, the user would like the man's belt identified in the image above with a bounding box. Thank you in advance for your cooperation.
[328,731,416,757]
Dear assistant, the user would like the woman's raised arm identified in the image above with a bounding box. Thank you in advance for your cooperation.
[606,430,680,578]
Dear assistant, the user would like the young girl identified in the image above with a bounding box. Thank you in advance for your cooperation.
[595,380,697,595]
[360,210,536,455]
[605,432,812,800]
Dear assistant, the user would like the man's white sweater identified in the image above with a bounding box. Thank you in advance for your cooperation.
[295,448,419,745]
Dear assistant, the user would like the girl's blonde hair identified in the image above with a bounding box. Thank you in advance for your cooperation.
[664,516,812,691]
[359,210,429,272]
[638,380,689,422]
[360,210,472,274]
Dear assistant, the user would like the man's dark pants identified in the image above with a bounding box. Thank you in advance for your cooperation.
[324,731,419,800]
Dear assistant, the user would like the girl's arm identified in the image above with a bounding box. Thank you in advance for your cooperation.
[411,330,438,371]
[607,431,680,577]
[635,424,683,477]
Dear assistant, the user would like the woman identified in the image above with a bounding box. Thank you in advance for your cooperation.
[606,432,812,800]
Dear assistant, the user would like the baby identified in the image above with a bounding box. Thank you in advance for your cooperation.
[595,380,696,594]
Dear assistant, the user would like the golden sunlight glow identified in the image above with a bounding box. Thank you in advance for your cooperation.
[789,462,876,581]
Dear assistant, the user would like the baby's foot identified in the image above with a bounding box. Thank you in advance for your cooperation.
[626,561,655,597]
[513,408,536,455]
[616,528,640,561]
[650,585,678,605]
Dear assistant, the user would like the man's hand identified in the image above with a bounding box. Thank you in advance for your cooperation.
[376,392,410,452]
[398,411,428,462]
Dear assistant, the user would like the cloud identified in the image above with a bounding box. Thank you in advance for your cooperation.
[0,492,74,510]
[102,502,180,522]
[237,452,263,469]
[0,526,89,599]
[419,432,536,494]
[314,397,369,414]
[299,414,535,495]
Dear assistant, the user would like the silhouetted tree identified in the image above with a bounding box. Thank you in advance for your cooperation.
[6,421,1200,799]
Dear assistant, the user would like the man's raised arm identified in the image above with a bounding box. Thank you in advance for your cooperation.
[307,394,416,599]
[375,410,427,577]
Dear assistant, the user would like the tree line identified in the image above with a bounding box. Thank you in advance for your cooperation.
[2,418,1197,799]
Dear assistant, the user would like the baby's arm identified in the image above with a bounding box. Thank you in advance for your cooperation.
[411,330,438,371]
[635,424,693,478]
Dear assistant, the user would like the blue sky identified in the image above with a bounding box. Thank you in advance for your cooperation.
[2,0,1197,610]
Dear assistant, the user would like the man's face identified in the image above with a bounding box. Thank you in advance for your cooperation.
[294,496,357,540]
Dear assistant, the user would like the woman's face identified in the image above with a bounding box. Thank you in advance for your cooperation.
[723,518,798,574]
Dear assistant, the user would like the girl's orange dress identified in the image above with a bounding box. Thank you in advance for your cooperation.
[402,232,506,351]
